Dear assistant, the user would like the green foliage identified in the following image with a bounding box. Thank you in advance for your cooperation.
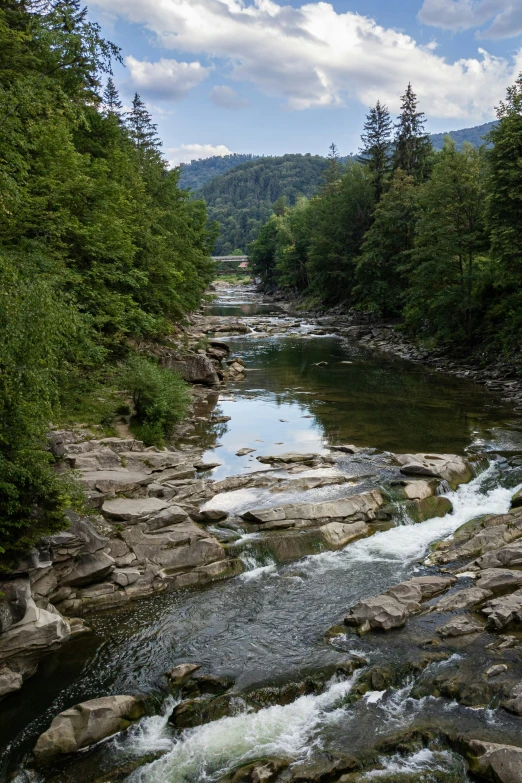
[393,83,434,182]
[359,101,392,200]
[120,355,190,446]
[179,154,261,190]
[355,169,417,317]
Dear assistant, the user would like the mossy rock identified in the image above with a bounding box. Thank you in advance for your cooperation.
[405,496,453,524]
[511,488,522,509]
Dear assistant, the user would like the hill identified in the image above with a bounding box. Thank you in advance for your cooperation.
[200,153,328,254]
[179,154,260,190]
[429,121,496,151]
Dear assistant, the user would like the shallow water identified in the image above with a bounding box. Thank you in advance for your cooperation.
[3,285,522,781]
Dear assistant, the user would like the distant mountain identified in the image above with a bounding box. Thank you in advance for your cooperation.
[429,121,496,151]
[179,154,260,190]
[199,153,328,255]
[191,123,496,253]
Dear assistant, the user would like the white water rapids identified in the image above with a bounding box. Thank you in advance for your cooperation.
[126,465,519,783]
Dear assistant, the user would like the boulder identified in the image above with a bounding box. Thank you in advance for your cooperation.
[236,448,256,456]
[79,470,153,495]
[0,579,29,632]
[482,589,522,630]
[242,491,383,525]
[429,510,522,565]
[330,445,361,454]
[101,497,170,523]
[147,505,189,530]
[394,453,472,488]
[60,551,115,588]
[408,575,456,598]
[33,695,145,764]
[345,594,410,632]
[434,587,492,612]
[476,541,522,570]
[319,520,367,549]
[257,453,318,464]
[437,616,484,638]
[162,354,219,385]
[512,489,522,509]
[197,509,229,523]
[0,599,70,659]
[504,682,522,716]
[166,663,201,686]
[465,739,522,783]
[476,569,522,592]
[0,666,23,697]
[121,523,224,573]
[71,448,122,472]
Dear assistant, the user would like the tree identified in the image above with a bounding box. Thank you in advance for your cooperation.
[359,100,392,201]
[275,198,311,291]
[323,142,342,187]
[405,139,487,343]
[354,169,416,317]
[102,76,122,117]
[248,216,279,289]
[127,92,161,156]
[393,83,433,181]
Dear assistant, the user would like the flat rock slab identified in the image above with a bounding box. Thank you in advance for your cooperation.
[102,497,170,523]
[257,453,319,464]
[434,587,492,612]
[437,616,484,637]
[465,739,522,783]
[80,470,152,494]
[395,453,472,488]
[242,490,383,525]
[482,589,522,630]
[476,568,522,592]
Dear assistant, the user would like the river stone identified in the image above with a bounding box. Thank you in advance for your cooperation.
[319,520,367,549]
[434,587,493,612]
[60,551,115,587]
[476,542,522,569]
[166,663,201,685]
[0,666,23,697]
[465,739,522,783]
[242,507,287,524]
[236,448,256,456]
[504,682,522,715]
[162,354,219,385]
[403,575,456,598]
[476,568,522,592]
[112,569,140,587]
[429,509,522,564]
[482,589,522,630]
[330,444,361,454]
[385,582,423,611]
[512,488,522,509]
[257,453,318,464]
[0,599,70,658]
[147,505,189,530]
[197,508,229,523]
[402,480,437,500]
[437,616,484,637]
[33,695,145,764]
[345,595,410,632]
[242,491,383,525]
[79,470,153,495]
[102,497,170,523]
[395,453,472,488]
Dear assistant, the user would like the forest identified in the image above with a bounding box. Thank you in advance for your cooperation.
[248,83,522,362]
[179,153,260,190]
[0,0,215,563]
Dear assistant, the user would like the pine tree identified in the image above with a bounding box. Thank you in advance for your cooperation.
[359,100,392,201]
[393,83,433,181]
[323,142,342,187]
[102,76,122,117]
[127,92,161,154]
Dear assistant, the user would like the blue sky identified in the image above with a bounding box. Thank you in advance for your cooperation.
[88,0,522,164]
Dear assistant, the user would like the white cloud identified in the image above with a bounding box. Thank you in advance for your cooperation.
[125,56,211,100]
[92,0,522,121]
[167,143,232,166]
[419,0,522,39]
[210,85,250,109]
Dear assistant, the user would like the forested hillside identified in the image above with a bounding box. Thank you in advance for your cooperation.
[0,0,215,565]
[249,82,522,362]
[179,153,260,190]
[196,124,495,253]
[199,154,329,254]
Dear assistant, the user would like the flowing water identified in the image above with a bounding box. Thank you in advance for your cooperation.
[3,285,522,781]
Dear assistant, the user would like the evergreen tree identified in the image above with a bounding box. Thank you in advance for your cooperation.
[102,76,122,117]
[405,139,487,343]
[323,142,342,187]
[359,100,392,201]
[354,169,416,316]
[393,83,433,181]
[127,92,161,154]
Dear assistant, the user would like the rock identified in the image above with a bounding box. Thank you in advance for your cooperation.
[401,480,437,501]
[33,695,145,764]
[319,520,367,549]
[511,488,522,509]
[437,616,484,638]
[476,541,522,569]
[198,509,229,523]
[0,666,23,697]
[242,491,383,525]
[257,452,318,464]
[101,497,170,523]
[407,575,456,598]
[242,507,287,524]
[429,509,522,565]
[236,448,256,456]
[162,354,219,385]
[504,682,522,715]
[112,569,140,587]
[147,505,189,530]
[482,589,522,630]
[170,694,243,729]
[166,663,201,686]
[60,551,115,587]
[98,437,145,453]
[0,597,70,659]
[121,524,224,574]
[464,739,522,783]
[475,569,522,592]
[330,444,361,454]
[434,587,492,612]
[0,579,29,632]
[194,460,222,470]
[345,594,410,632]
[395,453,472,488]
[71,448,122,472]
[487,664,508,678]
[79,470,153,495]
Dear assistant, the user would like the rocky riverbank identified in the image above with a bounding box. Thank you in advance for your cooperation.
[3,283,522,783]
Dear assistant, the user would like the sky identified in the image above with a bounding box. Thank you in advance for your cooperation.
[87,0,522,165]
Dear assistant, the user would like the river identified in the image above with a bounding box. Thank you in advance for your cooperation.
[3,284,522,782]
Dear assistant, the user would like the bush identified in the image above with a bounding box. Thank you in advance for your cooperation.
[119,355,190,445]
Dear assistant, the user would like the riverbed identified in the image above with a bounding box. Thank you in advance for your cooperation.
[3,284,522,782]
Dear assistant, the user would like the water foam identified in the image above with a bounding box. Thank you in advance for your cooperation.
[130,676,356,783]
[365,748,462,778]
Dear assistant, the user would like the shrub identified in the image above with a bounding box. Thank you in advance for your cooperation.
[119,355,190,445]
